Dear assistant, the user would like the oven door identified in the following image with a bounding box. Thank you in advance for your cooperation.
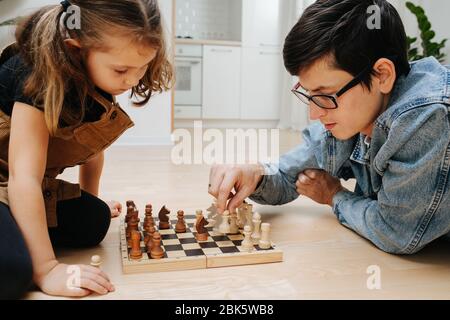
[174,57,202,106]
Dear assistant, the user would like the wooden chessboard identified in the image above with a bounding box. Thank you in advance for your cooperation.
[120,214,283,274]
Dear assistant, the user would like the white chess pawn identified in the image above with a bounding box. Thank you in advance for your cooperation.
[251,212,262,244]
[241,225,254,251]
[229,211,239,234]
[219,210,231,234]
[259,223,271,249]
[90,255,102,268]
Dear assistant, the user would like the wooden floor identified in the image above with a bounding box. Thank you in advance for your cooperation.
[25,130,450,300]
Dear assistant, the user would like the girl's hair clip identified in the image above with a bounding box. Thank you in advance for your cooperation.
[60,0,72,12]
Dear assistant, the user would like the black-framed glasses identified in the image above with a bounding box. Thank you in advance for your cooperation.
[291,65,372,110]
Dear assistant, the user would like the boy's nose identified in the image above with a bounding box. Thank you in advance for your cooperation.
[309,102,327,121]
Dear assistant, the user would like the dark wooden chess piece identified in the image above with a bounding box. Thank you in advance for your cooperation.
[158,206,170,229]
[150,232,164,259]
[196,216,209,241]
[175,210,187,233]
[130,230,143,260]
[143,204,154,231]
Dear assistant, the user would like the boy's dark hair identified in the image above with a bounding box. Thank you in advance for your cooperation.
[283,0,410,89]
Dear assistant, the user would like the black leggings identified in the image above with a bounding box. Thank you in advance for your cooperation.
[0,191,111,300]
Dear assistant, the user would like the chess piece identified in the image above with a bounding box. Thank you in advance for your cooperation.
[229,211,239,234]
[90,255,102,268]
[195,215,209,241]
[219,210,231,234]
[158,206,170,229]
[150,232,164,259]
[251,212,262,244]
[259,223,272,249]
[237,203,246,228]
[143,204,153,231]
[126,200,136,209]
[144,225,156,251]
[244,204,254,233]
[130,230,143,260]
[125,205,134,222]
[241,225,254,251]
[126,214,139,239]
[175,210,187,233]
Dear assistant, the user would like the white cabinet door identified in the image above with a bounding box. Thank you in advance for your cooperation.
[202,45,241,119]
[242,0,283,47]
[241,47,283,120]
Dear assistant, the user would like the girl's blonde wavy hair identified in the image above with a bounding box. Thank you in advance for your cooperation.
[15,0,173,135]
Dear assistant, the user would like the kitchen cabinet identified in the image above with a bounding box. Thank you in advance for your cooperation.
[202,45,242,119]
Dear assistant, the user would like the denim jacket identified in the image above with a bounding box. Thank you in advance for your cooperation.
[250,57,450,254]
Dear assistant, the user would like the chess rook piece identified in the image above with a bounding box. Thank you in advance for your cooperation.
[150,232,164,259]
[251,212,262,244]
[158,206,170,229]
[241,225,254,251]
[259,223,272,249]
[175,210,187,233]
[90,255,102,268]
[195,215,209,241]
[129,230,143,260]
[219,210,231,234]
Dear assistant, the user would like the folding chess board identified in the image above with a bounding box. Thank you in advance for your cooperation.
[120,214,283,274]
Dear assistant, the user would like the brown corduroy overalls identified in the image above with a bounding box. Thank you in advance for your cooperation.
[0,44,134,227]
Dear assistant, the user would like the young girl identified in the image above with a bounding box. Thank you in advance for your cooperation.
[0,0,172,299]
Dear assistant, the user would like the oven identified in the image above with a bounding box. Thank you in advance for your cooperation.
[174,44,203,119]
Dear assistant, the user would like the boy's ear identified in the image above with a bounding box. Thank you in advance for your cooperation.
[373,58,396,94]
[64,38,81,49]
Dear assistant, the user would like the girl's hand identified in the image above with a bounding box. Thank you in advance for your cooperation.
[296,169,345,206]
[35,262,115,297]
[107,200,122,218]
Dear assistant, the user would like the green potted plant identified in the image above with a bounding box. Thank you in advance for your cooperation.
[406,1,447,62]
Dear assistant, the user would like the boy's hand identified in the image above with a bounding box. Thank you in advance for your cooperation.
[35,262,115,297]
[296,169,345,206]
[107,200,122,218]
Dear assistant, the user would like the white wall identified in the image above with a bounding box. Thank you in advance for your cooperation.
[0,0,173,146]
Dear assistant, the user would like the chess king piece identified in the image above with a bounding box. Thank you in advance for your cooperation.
[130,230,143,260]
[244,203,254,233]
[175,210,187,233]
[195,215,209,241]
[158,206,170,229]
[150,232,164,259]
[90,255,102,268]
[241,225,254,252]
[251,212,262,244]
[219,210,231,234]
[259,223,272,249]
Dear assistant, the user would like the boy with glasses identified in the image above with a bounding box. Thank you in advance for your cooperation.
[208,0,450,254]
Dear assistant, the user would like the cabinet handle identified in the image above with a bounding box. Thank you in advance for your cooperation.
[259,52,280,55]
[211,49,233,53]
[259,43,280,47]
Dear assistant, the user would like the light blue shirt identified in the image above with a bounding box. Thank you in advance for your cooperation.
[250,57,450,254]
